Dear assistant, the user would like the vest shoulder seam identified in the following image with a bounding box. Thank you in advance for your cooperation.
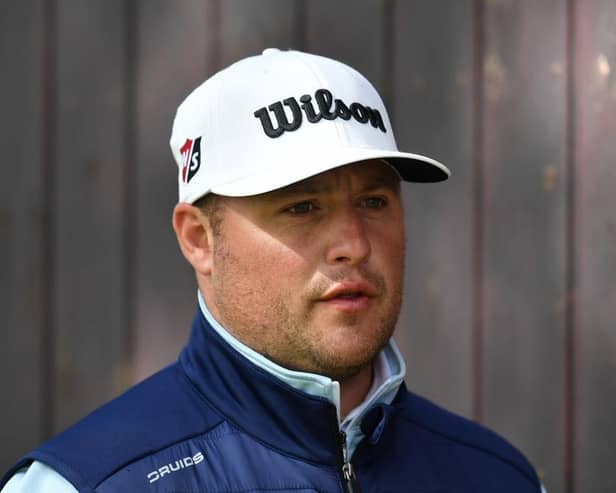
[394,399,539,487]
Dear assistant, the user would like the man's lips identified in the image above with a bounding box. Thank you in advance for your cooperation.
[317,281,378,312]
[319,281,378,301]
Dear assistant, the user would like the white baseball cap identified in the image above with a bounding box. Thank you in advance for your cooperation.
[170,48,450,203]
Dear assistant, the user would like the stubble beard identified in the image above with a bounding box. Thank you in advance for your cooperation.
[276,270,403,381]
[210,236,404,382]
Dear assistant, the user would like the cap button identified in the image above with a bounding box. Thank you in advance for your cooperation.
[262,48,281,56]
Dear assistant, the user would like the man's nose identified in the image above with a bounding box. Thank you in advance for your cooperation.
[324,208,372,266]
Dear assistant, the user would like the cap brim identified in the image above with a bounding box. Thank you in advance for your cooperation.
[382,153,450,183]
[210,148,450,198]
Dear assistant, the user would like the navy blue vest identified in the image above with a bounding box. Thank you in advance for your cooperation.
[1,310,541,492]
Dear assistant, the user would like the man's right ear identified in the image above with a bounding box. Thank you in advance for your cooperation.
[172,203,215,276]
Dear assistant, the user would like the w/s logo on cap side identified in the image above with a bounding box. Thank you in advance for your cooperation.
[180,137,202,183]
[254,88,386,139]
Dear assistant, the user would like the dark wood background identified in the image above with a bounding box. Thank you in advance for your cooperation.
[1,1,615,492]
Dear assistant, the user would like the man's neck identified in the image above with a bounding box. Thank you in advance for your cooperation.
[197,288,404,424]
[339,364,374,419]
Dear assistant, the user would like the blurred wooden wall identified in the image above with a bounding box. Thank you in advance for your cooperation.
[1,1,615,492]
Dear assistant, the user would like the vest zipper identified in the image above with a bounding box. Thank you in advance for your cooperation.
[339,430,362,493]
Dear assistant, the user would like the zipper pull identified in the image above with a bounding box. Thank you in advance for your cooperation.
[340,431,362,493]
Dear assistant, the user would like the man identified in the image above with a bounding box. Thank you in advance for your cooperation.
[1,49,545,492]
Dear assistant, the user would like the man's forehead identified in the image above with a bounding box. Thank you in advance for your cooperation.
[265,160,401,198]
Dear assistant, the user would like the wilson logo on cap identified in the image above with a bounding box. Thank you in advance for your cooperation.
[253,88,387,139]
[180,137,202,183]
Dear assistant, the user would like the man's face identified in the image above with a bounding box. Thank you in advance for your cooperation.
[202,159,405,380]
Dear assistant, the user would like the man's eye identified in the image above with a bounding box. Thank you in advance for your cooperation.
[360,197,387,209]
[286,201,316,214]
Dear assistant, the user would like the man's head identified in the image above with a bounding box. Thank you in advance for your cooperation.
[170,49,449,380]
[174,159,404,380]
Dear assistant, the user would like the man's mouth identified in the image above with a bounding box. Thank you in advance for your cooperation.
[318,282,377,312]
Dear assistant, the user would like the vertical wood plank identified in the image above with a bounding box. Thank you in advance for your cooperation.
[482,1,566,490]
[53,0,129,431]
[574,1,616,491]
[134,0,213,380]
[304,0,386,92]
[0,0,45,470]
[220,0,299,66]
[393,0,474,418]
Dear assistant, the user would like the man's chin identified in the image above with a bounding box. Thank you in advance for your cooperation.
[321,363,371,383]
[311,341,387,381]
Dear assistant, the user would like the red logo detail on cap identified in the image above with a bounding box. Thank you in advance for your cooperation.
[180,137,202,183]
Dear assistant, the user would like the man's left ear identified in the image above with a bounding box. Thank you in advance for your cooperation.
[172,203,214,276]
